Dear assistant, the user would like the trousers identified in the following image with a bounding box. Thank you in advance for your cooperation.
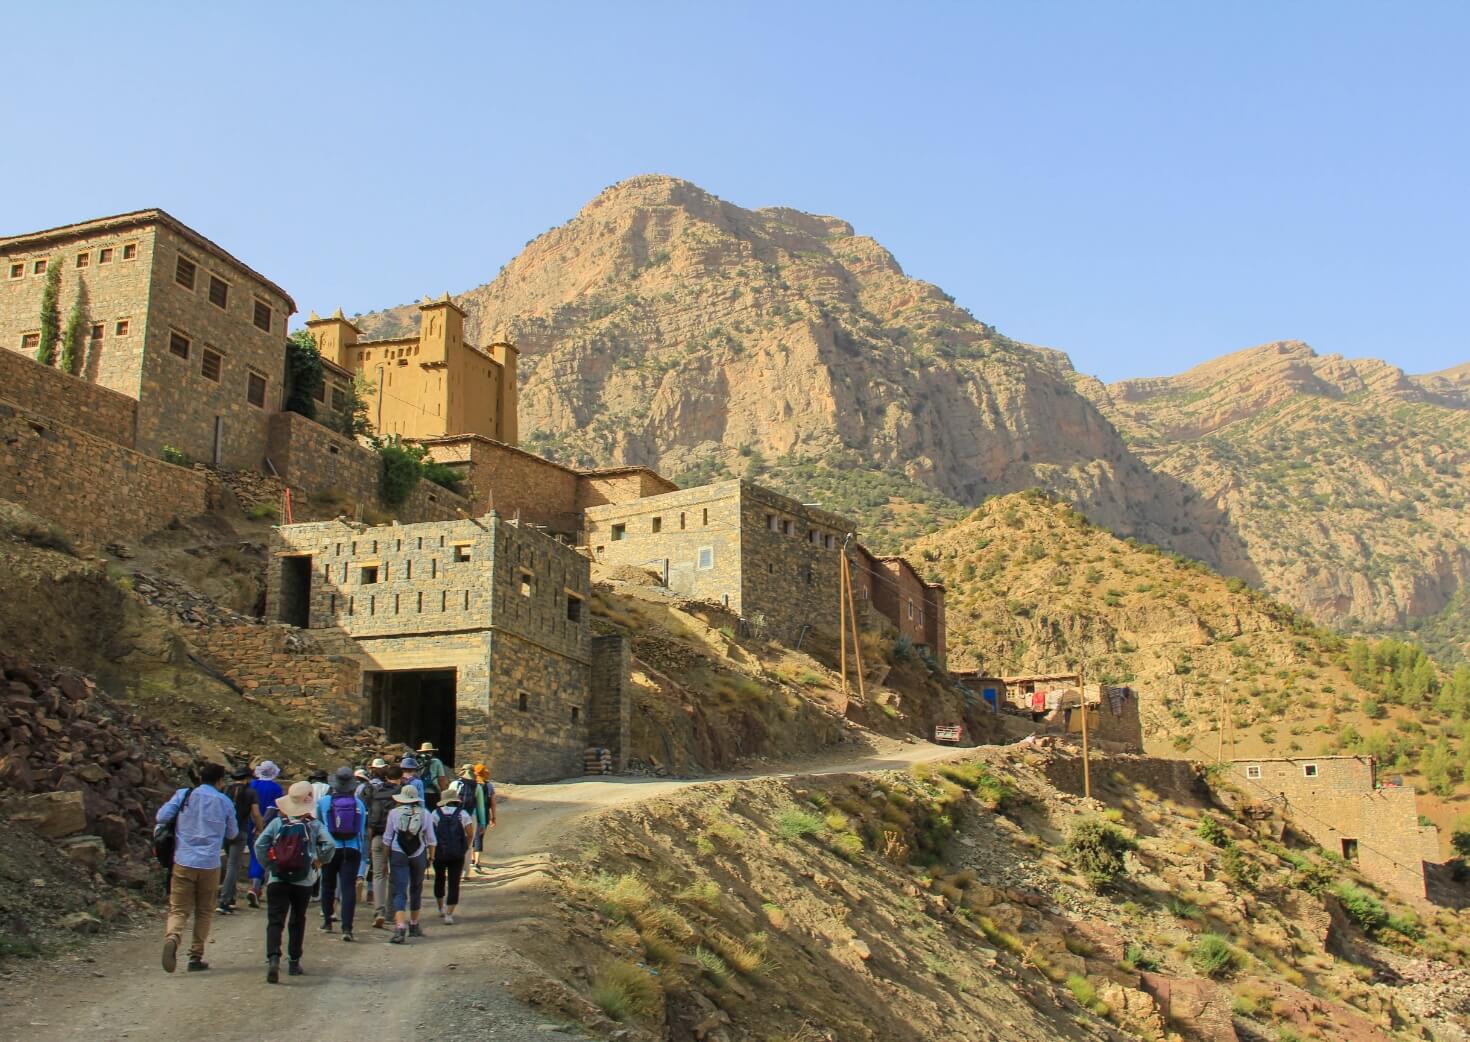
[389,850,426,915]
[370,832,394,919]
[218,833,247,907]
[320,848,361,931]
[164,864,220,960]
[265,880,311,961]
[433,857,465,907]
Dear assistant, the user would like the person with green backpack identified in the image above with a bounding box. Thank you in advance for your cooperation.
[253,780,336,983]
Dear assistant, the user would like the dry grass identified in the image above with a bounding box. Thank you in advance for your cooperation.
[591,958,662,1021]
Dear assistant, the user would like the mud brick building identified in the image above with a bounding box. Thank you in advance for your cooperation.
[1,210,296,468]
[871,555,946,666]
[266,513,628,782]
[1230,755,1440,899]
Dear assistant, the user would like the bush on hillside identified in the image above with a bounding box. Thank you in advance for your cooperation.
[1064,816,1137,890]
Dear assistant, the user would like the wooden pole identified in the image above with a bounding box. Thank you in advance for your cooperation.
[1079,671,1092,799]
[838,550,849,699]
[843,554,867,703]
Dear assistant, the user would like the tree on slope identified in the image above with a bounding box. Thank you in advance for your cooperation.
[284,329,324,420]
[58,282,88,376]
[35,263,61,365]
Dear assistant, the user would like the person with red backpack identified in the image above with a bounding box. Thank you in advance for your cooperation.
[316,767,367,941]
[431,785,476,924]
[253,780,336,983]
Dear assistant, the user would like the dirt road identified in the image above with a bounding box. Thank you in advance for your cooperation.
[0,741,968,1042]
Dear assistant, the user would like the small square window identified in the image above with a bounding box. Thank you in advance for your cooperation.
[201,348,222,382]
[518,569,533,597]
[7,263,22,279]
[453,544,470,563]
[1340,838,1359,861]
[697,547,714,570]
[253,300,272,332]
[611,523,626,542]
[766,513,776,530]
[208,275,229,308]
[566,592,583,622]
[175,255,196,290]
[517,691,529,712]
[781,520,792,535]
[360,565,379,585]
[651,516,662,534]
[312,380,326,402]
[98,247,113,264]
[76,252,89,268]
[169,331,191,359]
[247,370,267,408]
[1302,764,1319,778]
[121,243,137,260]
[33,259,47,274]
[115,319,130,336]
[89,323,103,342]
[20,332,39,351]
[1245,765,1262,780]
[571,705,580,723]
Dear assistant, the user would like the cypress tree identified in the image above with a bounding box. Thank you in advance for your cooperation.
[36,263,61,365]
[59,282,88,376]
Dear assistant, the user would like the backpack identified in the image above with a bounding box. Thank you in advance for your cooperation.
[268,819,312,883]
[152,787,192,870]
[366,781,395,835]
[454,778,477,812]
[327,792,361,840]
[435,807,467,861]
[395,807,424,857]
[228,782,254,832]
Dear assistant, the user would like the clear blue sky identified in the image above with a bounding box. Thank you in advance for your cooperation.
[5,2,1466,382]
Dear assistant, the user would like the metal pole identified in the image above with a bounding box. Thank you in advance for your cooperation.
[844,554,867,704]
[838,549,849,699]
[1080,670,1092,800]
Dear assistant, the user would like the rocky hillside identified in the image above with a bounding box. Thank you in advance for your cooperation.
[908,492,1470,836]
[1077,341,1470,655]
[357,174,1181,550]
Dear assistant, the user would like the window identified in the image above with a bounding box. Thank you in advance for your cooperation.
[201,348,222,382]
[20,332,39,351]
[246,370,267,408]
[517,691,529,712]
[611,523,626,542]
[679,512,686,530]
[359,565,379,584]
[175,255,196,290]
[1302,764,1319,778]
[7,263,21,279]
[824,534,834,549]
[907,600,914,620]
[518,569,534,597]
[697,546,714,570]
[766,513,776,530]
[651,516,662,533]
[808,529,817,544]
[1340,838,1359,862]
[121,243,137,260]
[781,519,792,535]
[115,319,130,336]
[702,508,708,526]
[33,259,47,274]
[253,299,272,332]
[169,331,191,359]
[98,247,113,264]
[453,544,470,563]
[570,706,580,723]
[331,388,347,411]
[1245,764,1262,780]
[208,275,229,309]
[90,323,103,343]
[566,592,583,622]
[76,252,89,268]
[312,379,325,402]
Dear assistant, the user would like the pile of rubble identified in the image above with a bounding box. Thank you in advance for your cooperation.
[131,570,259,629]
[316,721,396,769]
[0,655,193,855]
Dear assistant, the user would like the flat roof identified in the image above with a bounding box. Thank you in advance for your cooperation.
[0,208,297,313]
[412,433,671,483]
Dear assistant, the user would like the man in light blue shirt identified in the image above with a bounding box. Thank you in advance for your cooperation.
[155,762,238,973]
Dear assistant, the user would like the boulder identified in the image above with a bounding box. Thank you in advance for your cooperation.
[94,814,129,851]
[58,912,102,934]
[6,790,88,837]
[0,753,36,792]
[61,836,107,869]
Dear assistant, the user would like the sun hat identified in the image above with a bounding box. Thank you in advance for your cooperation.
[392,784,422,804]
[417,742,437,754]
[458,763,475,778]
[229,765,252,780]
[332,766,356,790]
[276,780,317,818]
[370,757,389,769]
[400,756,419,770]
[254,760,281,781]
[353,766,370,781]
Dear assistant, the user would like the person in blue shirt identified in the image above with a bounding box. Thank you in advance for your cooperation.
[155,762,238,973]
[316,766,368,941]
[246,761,284,908]
[399,756,427,803]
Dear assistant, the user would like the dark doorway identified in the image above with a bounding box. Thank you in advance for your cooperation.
[366,668,457,765]
[278,555,312,628]
[1341,838,1359,862]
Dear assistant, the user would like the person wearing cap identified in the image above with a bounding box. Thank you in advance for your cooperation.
[431,785,476,924]
[365,757,398,927]
[218,765,264,915]
[399,756,427,804]
[382,784,437,943]
[415,742,447,811]
[317,767,368,942]
[155,762,237,973]
[253,780,336,983]
[471,763,497,874]
[245,761,284,908]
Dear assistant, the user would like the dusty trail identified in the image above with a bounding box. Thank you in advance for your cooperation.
[0,741,967,1042]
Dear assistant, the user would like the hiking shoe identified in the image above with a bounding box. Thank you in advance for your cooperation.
[266,956,280,984]
[389,929,407,945]
[187,958,210,972]
[216,904,232,916]
[162,937,178,974]
[319,919,335,933]
[342,931,354,942]
[408,922,424,938]
[373,914,386,929]
[444,913,455,926]
[288,961,304,976]
[246,891,259,908]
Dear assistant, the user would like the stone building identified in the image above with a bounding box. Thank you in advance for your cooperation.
[265,513,628,782]
[871,555,947,666]
[0,209,296,468]
[307,298,518,444]
[1229,755,1440,899]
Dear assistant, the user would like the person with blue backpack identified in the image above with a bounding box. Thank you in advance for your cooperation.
[254,780,336,983]
[431,785,477,924]
[316,766,367,942]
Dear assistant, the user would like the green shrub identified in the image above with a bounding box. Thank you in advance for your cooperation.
[1122,943,1159,971]
[378,441,423,506]
[1190,933,1241,978]
[1221,844,1260,889]
[1065,974,1098,1008]
[246,502,278,522]
[1064,816,1137,889]
[1167,895,1205,921]
[1196,815,1229,847]
[590,959,661,1021]
[1330,882,1388,935]
[776,808,825,841]
[161,445,193,467]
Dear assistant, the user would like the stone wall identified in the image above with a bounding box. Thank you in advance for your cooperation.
[423,435,581,531]
[740,483,852,645]
[0,348,138,446]
[0,397,207,546]
[190,623,361,721]
[577,470,679,511]
[1232,756,1375,797]
[484,629,591,782]
[588,634,631,771]
[1044,754,1205,803]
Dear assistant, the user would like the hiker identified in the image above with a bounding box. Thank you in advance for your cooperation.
[382,784,436,943]
[308,767,331,803]
[366,761,399,929]
[432,785,476,924]
[453,764,487,874]
[399,756,427,804]
[246,761,284,908]
[254,780,336,983]
[219,765,264,914]
[470,762,497,874]
[318,767,368,941]
[155,762,238,973]
[416,742,448,810]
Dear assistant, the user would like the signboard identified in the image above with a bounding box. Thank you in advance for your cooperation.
[934,724,963,743]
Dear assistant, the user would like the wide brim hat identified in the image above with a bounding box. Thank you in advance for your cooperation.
[440,788,463,805]
[276,781,317,818]
[254,760,280,781]
[416,742,437,754]
[392,784,422,804]
[400,757,419,770]
[369,757,389,769]
[458,763,476,777]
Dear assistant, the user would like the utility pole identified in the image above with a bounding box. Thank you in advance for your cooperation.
[838,542,850,699]
[1079,667,1092,799]
[843,553,866,704]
